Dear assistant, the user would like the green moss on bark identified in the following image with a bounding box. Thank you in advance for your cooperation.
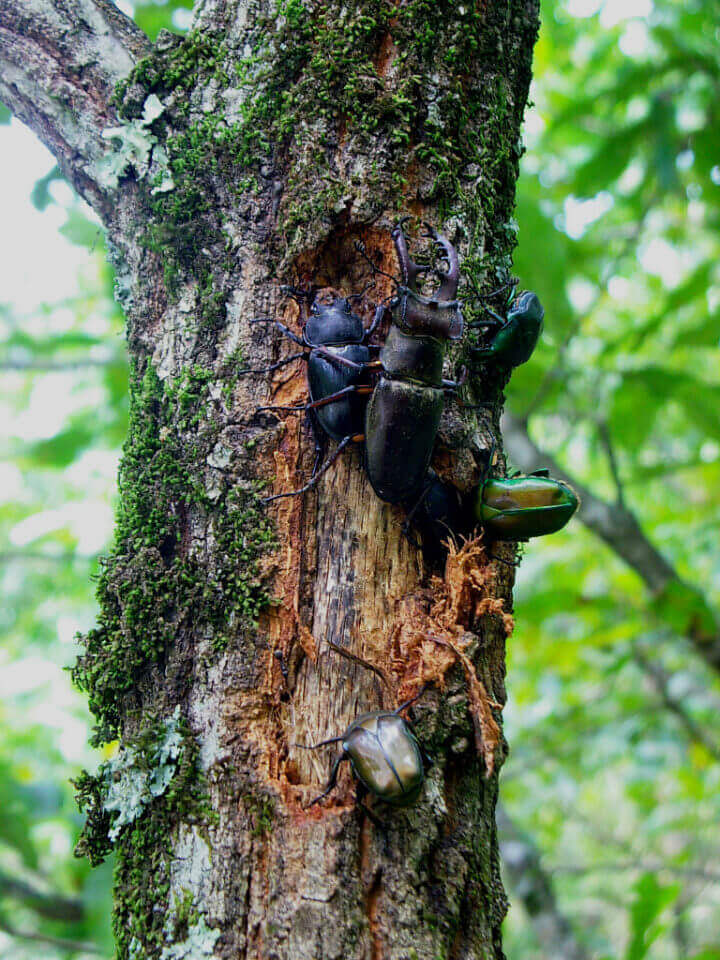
[74,710,215,960]
[73,361,274,745]
[115,1,534,288]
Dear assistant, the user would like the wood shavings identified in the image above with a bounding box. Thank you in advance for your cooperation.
[388,536,508,774]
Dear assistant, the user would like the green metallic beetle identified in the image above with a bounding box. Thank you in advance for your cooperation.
[469,280,544,369]
[298,645,429,823]
[473,468,579,542]
[306,705,425,812]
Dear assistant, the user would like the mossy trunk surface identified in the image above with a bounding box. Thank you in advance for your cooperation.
[1,1,540,956]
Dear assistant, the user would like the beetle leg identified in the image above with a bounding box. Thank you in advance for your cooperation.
[353,240,400,294]
[356,783,387,833]
[441,365,468,392]
[250,317,305,347]
[327,640,392,691]
[307,753,346,807]
[393,683,429,716]
[294,735,345,750]
[468,345,498,359]
[258,384,373,417]
[364,303,388,339]
[481,278,518,302]
[400,519,422,550]
[312,347,373,372]
[478,304,507,326]
[263,433,364,503]
[488,545,522,568]
[468,316,504,329]
[305,384,373,411]
[238,351,308,375]
[307,409,325,478]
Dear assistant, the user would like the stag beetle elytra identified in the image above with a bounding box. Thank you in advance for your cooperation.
[248,291,385,502]
[469,279,544,370]
[364,218,465,507]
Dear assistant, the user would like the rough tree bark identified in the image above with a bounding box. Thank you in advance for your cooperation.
[1,1,540,957]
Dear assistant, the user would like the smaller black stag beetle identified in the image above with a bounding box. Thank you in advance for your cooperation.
[297,643,430,826]
[364,218,465,507]
[468,278,544,370]
[249,289,385,502]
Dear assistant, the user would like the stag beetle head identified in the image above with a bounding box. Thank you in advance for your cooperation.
[391,218,463,341]
[303,296,366,347]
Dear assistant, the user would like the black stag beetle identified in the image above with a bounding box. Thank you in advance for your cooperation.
[248,286,385,502]
[250,219,465,516]
[364,218,465,510]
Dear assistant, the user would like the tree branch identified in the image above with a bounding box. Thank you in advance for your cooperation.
[632,644,720,762]
[551,861,720,883]
[498,804,590,960]
[0,0,150,218]
[0,870,84,922]
[0,918,101,954]
[502,412,720,674]
[0,357,118,371]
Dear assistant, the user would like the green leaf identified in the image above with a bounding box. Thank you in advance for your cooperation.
[59,209,103,249]
[625,873,680,960]
[0,100,11,124]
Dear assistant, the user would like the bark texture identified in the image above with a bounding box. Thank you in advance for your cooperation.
[2,1,541,957]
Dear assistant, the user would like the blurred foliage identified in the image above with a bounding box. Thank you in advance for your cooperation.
[0,0,719,958]
[503,1,720,958]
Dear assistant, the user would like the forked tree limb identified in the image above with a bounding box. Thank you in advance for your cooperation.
[0,0,149,217]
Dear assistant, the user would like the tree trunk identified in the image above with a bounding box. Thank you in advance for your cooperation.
[0,1,540,957]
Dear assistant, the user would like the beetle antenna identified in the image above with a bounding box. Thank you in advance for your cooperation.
[353,240,400,293]
[327,640,392,691]
[346,277,378,304]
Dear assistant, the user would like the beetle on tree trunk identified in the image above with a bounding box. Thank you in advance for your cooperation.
[249,290,385,501]
[469,279,545,370]
[364,218,465,506]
